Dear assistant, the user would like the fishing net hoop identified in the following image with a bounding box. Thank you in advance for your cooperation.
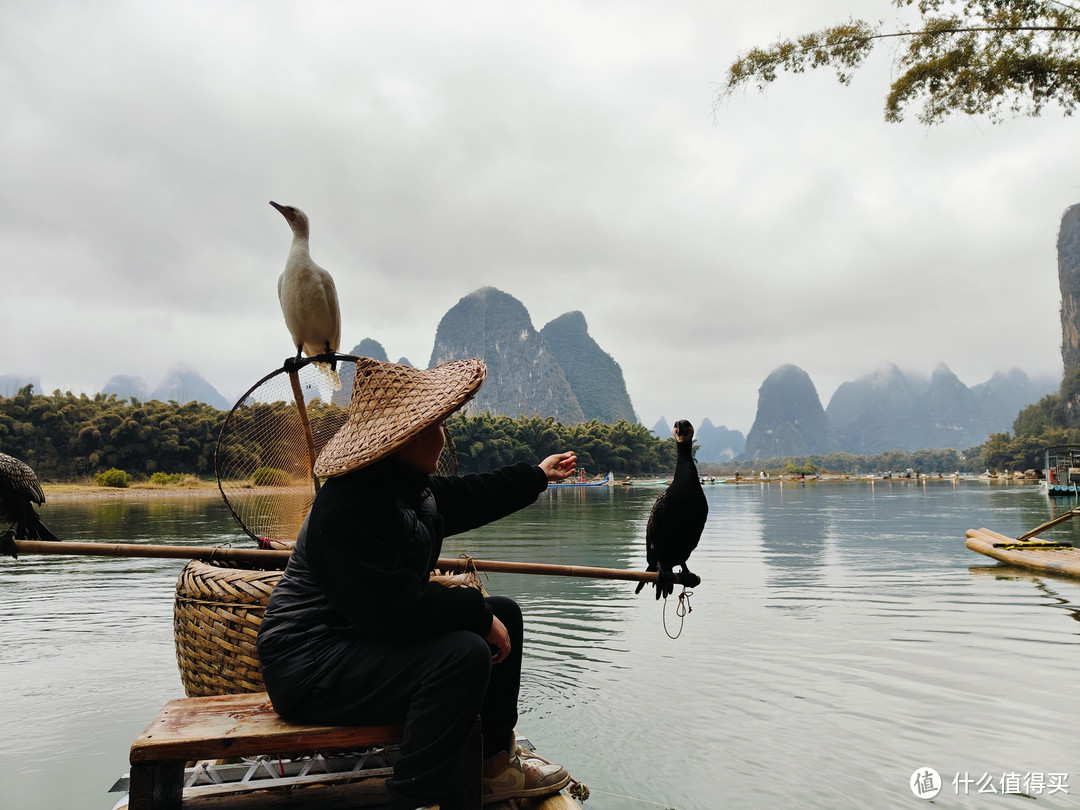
[215,353,457,547]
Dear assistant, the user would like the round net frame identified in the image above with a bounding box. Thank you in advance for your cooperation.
[215,354,457,547]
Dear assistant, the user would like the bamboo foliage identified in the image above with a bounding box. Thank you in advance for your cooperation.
[0,385,684,481]
[446,413,678,475]
[0,385,225,479]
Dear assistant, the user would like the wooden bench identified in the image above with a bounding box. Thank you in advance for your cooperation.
[128,691,481,809]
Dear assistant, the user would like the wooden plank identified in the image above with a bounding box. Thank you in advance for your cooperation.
[182,770,391,808]
[127,762,184,810]
[113,782,582,810]
[130,693,403,764]
[115,769,393,809]
[495,793,583,809]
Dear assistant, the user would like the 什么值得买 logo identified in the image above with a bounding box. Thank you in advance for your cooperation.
[910,768,941,799]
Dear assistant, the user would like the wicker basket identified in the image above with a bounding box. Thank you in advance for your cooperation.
[174,561,281,697]
[173,560,485,697]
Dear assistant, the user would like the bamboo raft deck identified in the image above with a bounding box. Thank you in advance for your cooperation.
[111,777,580,810]
[965,527,1080,578]
[112,724,580,810]
[112,778,580,810]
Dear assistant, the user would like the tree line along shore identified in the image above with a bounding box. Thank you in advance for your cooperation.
[0,384,1049,489]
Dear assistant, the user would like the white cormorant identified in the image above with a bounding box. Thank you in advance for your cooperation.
[271,201,342,389]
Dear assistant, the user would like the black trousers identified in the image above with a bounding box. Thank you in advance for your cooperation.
[282,596,523,810]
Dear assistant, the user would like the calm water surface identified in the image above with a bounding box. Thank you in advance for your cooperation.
[3,480,1080,809]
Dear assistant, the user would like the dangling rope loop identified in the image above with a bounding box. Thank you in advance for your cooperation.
[677,588,693,617]
[661,587,693,639]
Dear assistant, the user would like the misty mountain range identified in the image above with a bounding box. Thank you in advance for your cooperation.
[740,363,1058,461]
[0,286,1058,462]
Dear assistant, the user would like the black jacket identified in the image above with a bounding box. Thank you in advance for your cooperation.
[256,456,547,709]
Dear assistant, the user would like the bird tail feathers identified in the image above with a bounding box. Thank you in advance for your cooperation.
[315,362,342,391]
[34,519,60,543]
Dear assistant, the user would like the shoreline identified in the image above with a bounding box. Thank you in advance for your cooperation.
[42,481,223,502]
[38,474,1042,502]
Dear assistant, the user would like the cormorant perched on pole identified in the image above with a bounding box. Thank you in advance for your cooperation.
[0,452,59,558]
[635,420,707,599]
[270,200,342,390]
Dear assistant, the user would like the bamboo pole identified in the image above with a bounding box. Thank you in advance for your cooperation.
[434,556,671,583]
[287,367,322,494]
[1016,507,1080,542]
[7,540,684,584]
[10,540,291,567]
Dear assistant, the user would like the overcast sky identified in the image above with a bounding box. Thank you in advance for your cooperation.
[3,0,1077,434]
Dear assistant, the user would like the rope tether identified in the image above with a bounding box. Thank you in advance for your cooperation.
[661,587,693,639]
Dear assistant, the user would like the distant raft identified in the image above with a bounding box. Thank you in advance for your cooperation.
[965,527,1080,579]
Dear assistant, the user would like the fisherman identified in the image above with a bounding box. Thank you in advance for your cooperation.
[256,356,578,810]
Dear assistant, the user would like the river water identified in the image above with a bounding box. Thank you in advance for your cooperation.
[3,479,1080,809]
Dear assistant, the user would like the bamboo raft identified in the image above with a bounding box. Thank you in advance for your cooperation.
[965,527,1080,578]
[103,558,587,809]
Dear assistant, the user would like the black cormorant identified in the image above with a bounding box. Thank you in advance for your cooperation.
[636,420,707,599]
[0,452,59,557]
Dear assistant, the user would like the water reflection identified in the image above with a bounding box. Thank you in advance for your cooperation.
[968,564,1080,628]
[448,487,649,697]
[758,483,831,602]
[5,486,1080,810]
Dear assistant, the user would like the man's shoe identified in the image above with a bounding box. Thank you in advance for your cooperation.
[481,747,570,805]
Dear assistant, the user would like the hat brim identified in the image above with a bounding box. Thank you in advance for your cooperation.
[313,357,486,478]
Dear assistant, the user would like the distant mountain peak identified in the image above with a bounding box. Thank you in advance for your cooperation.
[744,364,838,459]
[351,338,390,363]
[429,287,586,423]
[821,362,1059,455]
[695,419,746,462]
[540,310,635,423]
[149,365,229,410]
[101,374,150,402]
[932,362,957,378]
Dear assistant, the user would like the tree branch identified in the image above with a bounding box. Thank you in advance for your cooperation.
[720,13,1080,123]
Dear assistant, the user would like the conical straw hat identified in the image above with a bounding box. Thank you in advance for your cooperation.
[314,357,486,478]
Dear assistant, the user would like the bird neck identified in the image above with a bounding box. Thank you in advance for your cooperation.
[674,439,696,474]
[288,232,311,258]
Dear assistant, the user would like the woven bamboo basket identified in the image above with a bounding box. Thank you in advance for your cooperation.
[174,560,281,697]
[173,560,485,697]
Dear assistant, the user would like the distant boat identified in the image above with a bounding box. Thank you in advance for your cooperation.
[1044,445,1080,497]
[549,471,613,488]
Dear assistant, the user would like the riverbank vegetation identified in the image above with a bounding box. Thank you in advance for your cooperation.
[0,386,222,481]
[979,374,1080,472]
[446,412,678,475]
[702,446,977,478]
[0,383,1022,484]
